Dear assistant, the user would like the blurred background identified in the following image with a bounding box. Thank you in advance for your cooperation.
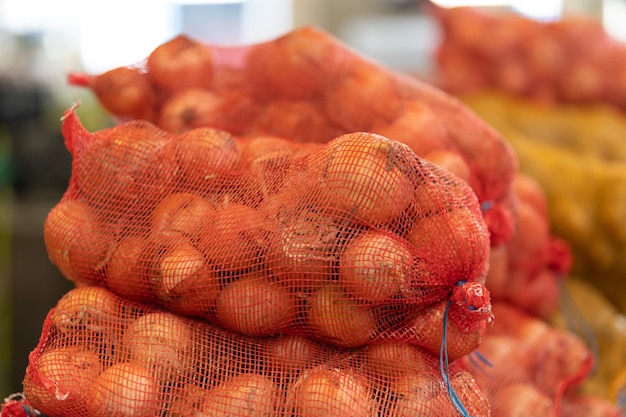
[0,0,624,397]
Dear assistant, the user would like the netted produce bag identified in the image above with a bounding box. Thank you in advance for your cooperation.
[67,25,518,247]
[550,277,626,403]
[459,302,609,417]
[485,172,572,319]
[43,108,493,356]
[23,286,491,417]
[450,96,624,317]
[430,4,626,111]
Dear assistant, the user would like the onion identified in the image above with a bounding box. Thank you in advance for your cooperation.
[362,342,429,384]
[168,127,242,192]
[285,366,375,417]
[392,299,487,361]
[371,100,450,158]
[106,235,154,303]
[74,119,177,211]
[43,199,108,285]
[309,132,415,225]
[512,172,548,218]
[388,369,454,417]
[247,99,343,144]
[24,347,103,416]
[215,272,296,337]
[484,244,508,299]
[155,242,220,318]
[264,335,323,376]
[124,312,194,382]
[167,383,209,417]
[339,230,415,304]
[157,89,255,134]
[89,66,157,121]
[423,150,472,185]
[150,192,217,242]
[461,334,534,398]
[306,284,376,348]
[199,373,278,417]
[51,286,118,334]
[245,26,349,100]
[407,207,490,286]
[412,169,473,217]
[199,203,269,272]
[448,370,490,417]
[323,60,402,132]
[88,362,162,417]
[491,384,553,417]
[265,206,341,291]
[506,200,550,282]
[238,135,312,199]
[146,34,214,94]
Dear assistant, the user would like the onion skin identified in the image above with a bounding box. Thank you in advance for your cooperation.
[23,347,103,417]
[339,230,415,304]
[150,192,217,242]
[306,284,376,348]
[155,242,220,318]
[491,384,554,417]
[407,207,490,287]
[146,34,214,94]
[107,235,154,303]
[215,273,296,337]
[51,286,118,334]
[43,199,108,286]
[309,132,415,226]
[87,362,162,417]
[199,373,279,417]
[90,66,157,121]
[199,203,269,272]
[124,312,194,382]
[285,366,375,417]
[245,26,349,100]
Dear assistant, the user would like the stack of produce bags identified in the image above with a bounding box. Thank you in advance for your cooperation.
[430,3,626,415]
[1,25,615,417]
[431,3,626,109]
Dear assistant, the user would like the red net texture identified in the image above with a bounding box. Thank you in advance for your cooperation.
[67,25,518,247]
[44,108,493,356]
[23,286,491,417]
[485,172,572,320]
[29,25,605,417]
[459,302,621,417]
[430,5,626,109]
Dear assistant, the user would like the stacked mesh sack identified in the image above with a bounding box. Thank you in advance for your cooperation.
[12,26,605,417]
[431,4,626,310]
[430,3,626,109]
[429,4,626,416]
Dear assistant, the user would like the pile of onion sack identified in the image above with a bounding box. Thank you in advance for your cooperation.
[8,26,618,417]
[431,4,626,111]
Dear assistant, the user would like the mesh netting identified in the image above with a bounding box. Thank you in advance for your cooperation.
[430,4,626,110]
[23,286,491,417]
[485,173,572,319]
[44,108,493,355]
[67,26,518,247]
[460,302,598,417]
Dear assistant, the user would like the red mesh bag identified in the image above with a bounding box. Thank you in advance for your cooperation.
[484,173,572,319]
[67,26,518,247]
[430,5,626,109]
[23,286,491,417]
[459,302,596,417]
[43,108,493,356]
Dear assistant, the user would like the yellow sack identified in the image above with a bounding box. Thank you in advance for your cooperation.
[550,277,626,401]
[461,92,626,315]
